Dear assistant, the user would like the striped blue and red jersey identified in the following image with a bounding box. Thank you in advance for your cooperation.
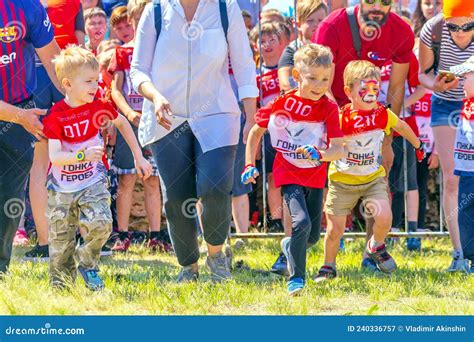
[0,0,54,104]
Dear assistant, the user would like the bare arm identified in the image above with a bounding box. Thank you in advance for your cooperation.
[48,139,103,166]
[404,85,426,109]
[319,137,344,162]
[111,71,141,126]
[393,119,421,149]
[0,101,46,139]
[278,66,293,92]
[245,124,267,166]
[387,62,410,116]
[418,41,460,92]
[36,40,64,95]
[242,97,257,143]
[75,30,85,46]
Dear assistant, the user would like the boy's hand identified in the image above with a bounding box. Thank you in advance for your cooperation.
[135,157,152,180]
[415,141,426,162]
[84,146,104,162]
[127,110,142,127]
[241,164,259,184]
[295,145,322,164]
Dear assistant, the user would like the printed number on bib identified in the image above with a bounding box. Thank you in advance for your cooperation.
[353,114,376,129]
[284,98,312,117]
[64,120,90,138]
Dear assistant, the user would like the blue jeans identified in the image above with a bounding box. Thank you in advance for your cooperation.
[458,176,474,262]
[150,123,237,266]
[0,98,36,272]
[430,95,463,127]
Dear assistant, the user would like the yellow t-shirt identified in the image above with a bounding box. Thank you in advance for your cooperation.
[328,107,399,185]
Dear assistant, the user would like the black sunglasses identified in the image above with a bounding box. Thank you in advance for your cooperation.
[446,21,474,33]
[363,0,393,6]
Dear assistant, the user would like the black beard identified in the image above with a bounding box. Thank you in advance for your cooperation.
[361,9,389,26]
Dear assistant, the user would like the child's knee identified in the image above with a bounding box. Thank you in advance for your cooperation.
[119,174,137,188]
[293,216,311,237]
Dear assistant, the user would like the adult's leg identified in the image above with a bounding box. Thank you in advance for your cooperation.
[195,141,237,256]
[150,124,199,268]
[29,141,49,246]
[0,123,34,273]
[433,126,461,250]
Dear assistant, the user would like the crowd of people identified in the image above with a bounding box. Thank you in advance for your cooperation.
[0,0,472,295]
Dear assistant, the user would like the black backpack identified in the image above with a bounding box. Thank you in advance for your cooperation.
[346,7,444,74]
[153,0,229,42]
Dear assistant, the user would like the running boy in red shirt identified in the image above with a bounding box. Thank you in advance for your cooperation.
[43,46,152,290]
[316,60,425,281]
[242,44,344,296]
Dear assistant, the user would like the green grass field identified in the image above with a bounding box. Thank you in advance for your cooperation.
[1,238,473,315]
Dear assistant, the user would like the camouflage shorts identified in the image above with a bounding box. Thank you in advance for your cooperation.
[47,181,112,287]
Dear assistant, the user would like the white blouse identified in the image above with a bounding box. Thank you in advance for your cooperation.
[131,0,258,152]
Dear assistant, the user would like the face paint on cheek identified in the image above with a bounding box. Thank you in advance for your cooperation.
[358,79,380,103]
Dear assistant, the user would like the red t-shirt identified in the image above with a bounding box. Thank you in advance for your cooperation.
[255,90,343,188]
[313,5,414,107]
[108,46,144,112]
[256,66,280,107]
[46,0,81,49]
[43,99,118,193]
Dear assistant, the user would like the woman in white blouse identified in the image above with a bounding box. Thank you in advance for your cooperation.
[131,0,258,282]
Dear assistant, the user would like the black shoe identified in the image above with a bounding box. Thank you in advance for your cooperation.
[100,245,112,257]
[130,231,147,245]
[268,219,284,233]
[24,244,49,261]
[313,265,337,283]
[270,252,289,277]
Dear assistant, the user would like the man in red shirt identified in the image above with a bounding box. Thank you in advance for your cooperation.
[313,0,415,173]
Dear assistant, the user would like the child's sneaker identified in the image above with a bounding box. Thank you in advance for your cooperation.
[447,251,468,272]
[100,245,112,257]
[287,277,304,296]
[130,231,147,245]
[280,237,293,276]
[78,267,104,291]
[147,234,164,251]
[361,257,380,272]
[406,238,421,251]
[313,266,337,283]
[112,232,131,252]
[24,244,49,261]
[270,252,289,277]
[159,229,173,253]
[366,243,397,273]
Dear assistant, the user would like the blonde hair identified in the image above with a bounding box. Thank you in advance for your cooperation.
[343,60,381,89]
[297,0,328,23]
[294,43,333,70]
[84,7,107,23]
[53,45,99,84]
[127,0,150,19]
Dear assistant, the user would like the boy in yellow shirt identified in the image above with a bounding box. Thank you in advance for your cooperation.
[315,60,425,281]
